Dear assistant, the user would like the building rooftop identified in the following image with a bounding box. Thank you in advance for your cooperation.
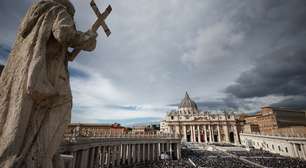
[69,123,125,128]
[261,106,306,113]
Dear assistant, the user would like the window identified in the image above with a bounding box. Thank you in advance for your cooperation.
[171,116,174,120]
[285,147,288,153]
[272,145,274,150]
[278,146,281,151]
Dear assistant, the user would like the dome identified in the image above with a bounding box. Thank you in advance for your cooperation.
[178,92,199,114]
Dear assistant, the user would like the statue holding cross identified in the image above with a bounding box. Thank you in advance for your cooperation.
[0,0,111,167]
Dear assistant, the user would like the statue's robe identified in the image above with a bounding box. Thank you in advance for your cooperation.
[0,1,95,167]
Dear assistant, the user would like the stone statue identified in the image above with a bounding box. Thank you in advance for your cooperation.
[0,0,98,167]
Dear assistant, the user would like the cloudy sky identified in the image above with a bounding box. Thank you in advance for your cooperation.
[0,0,305,126]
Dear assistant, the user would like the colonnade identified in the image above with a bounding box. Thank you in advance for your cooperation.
[174,123,239,144]
[59,137,181,168]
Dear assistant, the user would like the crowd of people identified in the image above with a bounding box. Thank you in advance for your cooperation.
[122,147,306,168]
[181,149,256,168]
[248,157,306,168]
[229,149,279,157]
[229,150,306,168]
[122,160,193,168]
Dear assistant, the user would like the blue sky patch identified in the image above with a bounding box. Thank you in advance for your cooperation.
[69,66,89,79]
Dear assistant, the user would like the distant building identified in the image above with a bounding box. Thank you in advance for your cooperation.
[160,92,240,144]
[242,123,260,134]
[65,123,127,137]
[132,124,160,134]
[242,106,306,136]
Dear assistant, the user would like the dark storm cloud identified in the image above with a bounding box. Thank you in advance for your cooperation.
[104,104,138,111]
[222,0,306,110]
[168,101,225,110]
[271,96,306,109]
[169,95,257,112]
[226,47,306,98]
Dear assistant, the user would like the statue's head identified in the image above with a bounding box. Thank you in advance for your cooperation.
[51,0,75,16]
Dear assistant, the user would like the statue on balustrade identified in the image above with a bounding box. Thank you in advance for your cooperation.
[0,0,98,167]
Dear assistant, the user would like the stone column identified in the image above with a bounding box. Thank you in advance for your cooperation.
[119,144,123,162]
[117,145,122,166]
[117,145,121,166]
[125,144,129,164]
[292,143,298,158]
[161,143,164,154]
[155,143,159,160]
[111,146,117,167]
[233,125,239,144]
[88,147,96,168]
[217,125,221,143]
[166,143,170,159]
[80,149,89,168]
[71,152,77,168]
[106,146,111,168]
[169,143,173,159]
[301,144,306,160]
[176,143,181,159]
[152,143,156,161]
[101,146,106,168]
[224,125,230,143]
[158,143,161,159]
[132,144,136,163]
[197,125,201,143]
[143,144,146,162]
[203,125,207,143]
[208,125,212,143]
[192,125,196,142]
[121,144,125,165]
[74,151,80,168]
[175,125,180,136]
[136,144,141,163]
[95,147,100,168]
[128,144,132,165]
[139,144,143,162]
[183,125,187,142]
[148,143,152,161]
[212,125,215,142]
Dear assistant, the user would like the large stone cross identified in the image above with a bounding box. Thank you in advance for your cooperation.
[69,0,112,61]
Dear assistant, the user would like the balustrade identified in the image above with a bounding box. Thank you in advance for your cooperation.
[59,132,181,168]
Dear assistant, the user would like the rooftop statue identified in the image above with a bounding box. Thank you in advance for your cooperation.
[0,0,111,167]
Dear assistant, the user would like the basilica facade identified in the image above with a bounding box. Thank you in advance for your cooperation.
[160,92,240,144]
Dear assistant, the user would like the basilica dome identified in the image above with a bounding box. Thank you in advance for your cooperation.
[178,92,199,115]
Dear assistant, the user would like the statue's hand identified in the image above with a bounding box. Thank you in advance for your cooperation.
[81,30,98,51]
